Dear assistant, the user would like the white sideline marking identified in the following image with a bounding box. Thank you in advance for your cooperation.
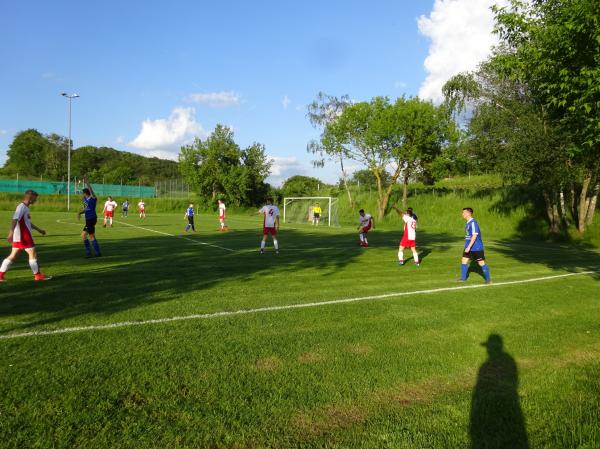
[56,219,235,252]
[0,271,596,341]
[113,220,235,252]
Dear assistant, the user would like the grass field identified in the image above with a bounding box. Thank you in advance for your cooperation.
[1,210,599,448]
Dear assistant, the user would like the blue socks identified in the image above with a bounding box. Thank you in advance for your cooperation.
[481,264,491,282]
[461,263,491,282]
[461,264,469,281]
[85,239,101,256]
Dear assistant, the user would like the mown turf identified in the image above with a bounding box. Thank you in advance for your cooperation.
[0,211,599,448]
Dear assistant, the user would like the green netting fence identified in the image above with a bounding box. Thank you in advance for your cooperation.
[0,179,156,198]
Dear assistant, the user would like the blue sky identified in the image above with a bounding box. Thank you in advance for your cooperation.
[0,0,501,185]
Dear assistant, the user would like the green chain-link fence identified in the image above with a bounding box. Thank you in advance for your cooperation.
[0,179,156,198]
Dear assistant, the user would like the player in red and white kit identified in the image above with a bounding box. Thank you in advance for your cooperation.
[102,196,118,227]
[138,199,146,219]
[218,199,228,231]
[0,190,51,282]
[392,205,419,266]
[358,209,374,247]
[258,197,280,254]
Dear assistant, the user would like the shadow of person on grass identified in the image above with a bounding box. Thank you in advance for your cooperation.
[470,334,529,449]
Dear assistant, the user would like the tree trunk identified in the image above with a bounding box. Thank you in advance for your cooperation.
[542,190,560,234]
[373,169,385,220]
[577,175,591,233]
[559,189,569,225]
[552,202,560,230]
[585,182,599,226]
[339,156,354,209]
[570,184,578,226]
[401,172,409,209]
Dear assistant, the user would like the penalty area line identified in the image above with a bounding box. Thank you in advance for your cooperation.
[0,270,596,341]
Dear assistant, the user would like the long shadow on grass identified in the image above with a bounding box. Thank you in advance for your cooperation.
[491,239,600,280]
[470,334,529,449]
[0,228,458,334]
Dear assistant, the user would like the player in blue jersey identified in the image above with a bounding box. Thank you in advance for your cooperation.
[460,207,491,284]
[77,177,102,258]
[184,204,196,232]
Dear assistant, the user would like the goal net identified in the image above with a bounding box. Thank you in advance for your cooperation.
[283,197,339,227]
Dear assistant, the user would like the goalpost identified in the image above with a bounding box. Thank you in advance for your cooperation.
[283,197,339,227]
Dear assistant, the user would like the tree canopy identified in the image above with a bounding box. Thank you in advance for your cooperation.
[444,0,600,233]
[321,96,455,218]
[2,129,178,185]
[281,175,325,198]
[178,125,272,207]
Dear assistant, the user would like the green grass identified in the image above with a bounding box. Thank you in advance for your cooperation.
[0,211,599,448]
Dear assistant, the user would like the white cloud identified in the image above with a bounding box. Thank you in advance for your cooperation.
[394,81,407,89]
[187,91,240,108]
[282,95,291,109]
[115,136,125,144]
[267,156,306,186]
[417,0,508,103]
[0,129,7,135]
[145,150,180,161]
[129,107,206,154]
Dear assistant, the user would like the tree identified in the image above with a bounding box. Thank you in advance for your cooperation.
[281,175,324,198]
[492,0,600,233]
[70,145,177,184]
[306,92,354,207]
[444,62,573,233]
[178,125,272,206]
[324,96,453,218]
[2,129,181,184]
[350,169,391,189]
[241,142,272,206]
[4,129,50,177]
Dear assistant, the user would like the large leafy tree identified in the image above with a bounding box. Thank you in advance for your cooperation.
[3,129,55,177]
[444,63,572,233]
[492,0,600,232]
[178,125,272,206]
[323,96,453,218]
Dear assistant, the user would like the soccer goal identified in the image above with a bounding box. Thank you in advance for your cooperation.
[283,197,339,227]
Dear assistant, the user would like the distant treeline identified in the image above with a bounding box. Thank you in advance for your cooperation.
[1,129,178,185]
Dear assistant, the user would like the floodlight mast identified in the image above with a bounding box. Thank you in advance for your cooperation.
[61,93,80,211]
